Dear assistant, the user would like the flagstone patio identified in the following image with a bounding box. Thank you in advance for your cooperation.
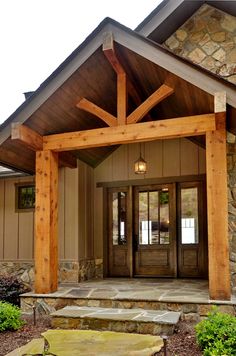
[21,278,236,318]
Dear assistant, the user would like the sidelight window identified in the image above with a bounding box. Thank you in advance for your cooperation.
[180,187,199,244]
[112,191,127,245]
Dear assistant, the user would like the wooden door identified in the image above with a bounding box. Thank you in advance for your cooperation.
[108,187,132,277]
[134,184,177,277]
[177,181,208,278]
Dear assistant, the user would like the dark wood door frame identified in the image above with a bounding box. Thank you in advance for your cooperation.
[103,176,207,279]
[133,183,177,277]
[177,180,208,278]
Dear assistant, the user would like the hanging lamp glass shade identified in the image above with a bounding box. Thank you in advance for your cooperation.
[134,156,147,174]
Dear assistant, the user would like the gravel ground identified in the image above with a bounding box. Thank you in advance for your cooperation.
[0,316,202,356]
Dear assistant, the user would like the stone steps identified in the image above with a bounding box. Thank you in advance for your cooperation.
[51,306,181,336]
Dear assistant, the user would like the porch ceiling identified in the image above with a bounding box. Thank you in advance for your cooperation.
[0,43,219,173]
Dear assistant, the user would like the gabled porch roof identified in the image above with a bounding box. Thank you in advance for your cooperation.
[0,17,236,173]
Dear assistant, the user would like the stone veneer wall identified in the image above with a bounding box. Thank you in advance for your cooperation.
[0,259,103,289]
[164,4,236,84]
[227,133,236,291]
[163,2,236,290]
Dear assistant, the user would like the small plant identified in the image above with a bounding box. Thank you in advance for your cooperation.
[0,275,29,306]
[195,306,236,355]
[0,301,24,331]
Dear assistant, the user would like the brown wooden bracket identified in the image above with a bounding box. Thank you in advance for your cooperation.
[76,32,174,127]
[77,98,117,127]
[127,84,174,124]
[11,123,77,169]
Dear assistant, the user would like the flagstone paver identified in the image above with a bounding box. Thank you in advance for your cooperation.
[51,305,181,335]
[21,278,236,318]
[43,329,163,356]
[5,338,44,356]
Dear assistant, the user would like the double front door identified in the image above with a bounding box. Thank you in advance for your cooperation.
[107,182,207,278]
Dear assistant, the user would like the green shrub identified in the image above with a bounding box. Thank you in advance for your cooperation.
[0,275,29,306]
[195,307,236,355]
[0,301,24,331]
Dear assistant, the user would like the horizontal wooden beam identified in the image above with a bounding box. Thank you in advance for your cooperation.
[43,113,216,152]
[76,98,117,127]
[127,84,174,124]
[11,123,43,151]
[11,123,77,169]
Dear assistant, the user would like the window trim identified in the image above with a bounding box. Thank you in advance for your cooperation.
[15,182,35,212]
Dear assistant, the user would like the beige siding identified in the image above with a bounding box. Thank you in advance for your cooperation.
[94,139,206,258]
[64,167,79,260]
[18,212,34,259]
[0,177,35,260]
[95,139,205,184]
[58,168,65,259]
[4,179,19,259]
[0,159,94,262]
[78,161,94,260]
[0,180,4,259]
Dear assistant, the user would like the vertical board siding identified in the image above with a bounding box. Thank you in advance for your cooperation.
[180,139,199,175]
[78,161,86,260]
[0,180,4,259]
[93,187,103,258]
[58,168,65,259]
[145,140,163,178]
[86,165,94,259]
[64,167,79,260]
[95,139,205,184]
[163,139,181,177]
[4,180,19,259]
[78,161,94,260]
[18,212,34,259]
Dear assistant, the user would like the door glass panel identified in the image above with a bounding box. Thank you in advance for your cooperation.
[150,191,159,244]
[112,192,127,245]
[181,187,199,244]
[139,192,148,244]
[160,191,170,244]
[138,189,170,245]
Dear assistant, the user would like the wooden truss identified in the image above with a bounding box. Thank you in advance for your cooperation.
[77,32,174,127]
[10,35,231,301]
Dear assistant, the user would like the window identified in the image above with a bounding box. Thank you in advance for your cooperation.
[16,183,35,211]
[180,187,199,244]
[112,191,127,245]
[138,189,170,245]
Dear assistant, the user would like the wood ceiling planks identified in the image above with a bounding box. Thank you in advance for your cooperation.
[4,44,218,171]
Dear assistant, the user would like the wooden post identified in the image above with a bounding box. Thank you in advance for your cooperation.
[206,92,231,300]
[35,150,59,293]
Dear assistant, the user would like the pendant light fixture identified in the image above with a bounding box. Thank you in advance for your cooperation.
[134,143,147,174]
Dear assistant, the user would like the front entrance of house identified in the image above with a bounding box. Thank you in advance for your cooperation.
[107,180,207,278]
